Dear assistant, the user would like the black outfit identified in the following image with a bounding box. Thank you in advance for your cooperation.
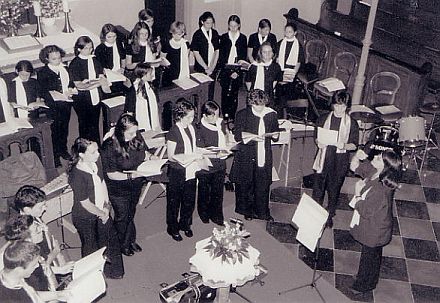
[166,125,197,234]
[0,282,33,303]
[312,114,359,217]
[275,39,305,117]
[245,61,282,108]
[37,65,72,161]
[247,32,278,62]
[195,122,226,225]
[101,133,147,250]
[68,56,104,144]
[218,32,247,121]
[230,107,279,219]
[161,39,191,87]
[95,42,136,132]
[8,78,41,119]
[125,43,160,84]
[191,28,220,100]
[69,160,124,278]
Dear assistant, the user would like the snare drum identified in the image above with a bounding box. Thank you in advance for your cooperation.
[398,116,427,147]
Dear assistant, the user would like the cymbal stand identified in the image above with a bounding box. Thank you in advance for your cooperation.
[421,111,439,172]
[57,188,80,250]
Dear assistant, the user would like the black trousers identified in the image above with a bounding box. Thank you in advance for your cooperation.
[353,245,383,292]
[72,96,101,144]
[220,71,241,121]
[108,179,143,249]
[197,169,225,224]
[235,166,271,219]
[72,215,124,278]
[312,169,347,217]
[166,167,196,234]
[50,102,71,157]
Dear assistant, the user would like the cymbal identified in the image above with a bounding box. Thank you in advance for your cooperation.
[350,112,383,124]
[420,102,440,114]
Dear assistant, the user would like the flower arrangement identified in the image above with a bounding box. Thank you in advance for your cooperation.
[203,222,250,265]
[40,0,61,18]
[0,0,32,35]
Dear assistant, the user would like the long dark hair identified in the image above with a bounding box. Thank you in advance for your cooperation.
[129,22,156,55]
[74,36,94,56]
[379,150,402,189]
[198,11,215,28]
[112,113,145,158]
[68,137,94,173]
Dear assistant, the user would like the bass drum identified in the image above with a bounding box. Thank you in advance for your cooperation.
[368,125,399,146]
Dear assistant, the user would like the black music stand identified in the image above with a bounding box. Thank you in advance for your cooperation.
[278,193,328,303]
[56,187,80,250]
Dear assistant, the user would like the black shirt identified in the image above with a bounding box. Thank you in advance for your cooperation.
[190,28,220,72]
[95,41,126,70]
[37,65,65,108]
[218,32,248,67]
[161,39,191,85]
[247,32,278,61]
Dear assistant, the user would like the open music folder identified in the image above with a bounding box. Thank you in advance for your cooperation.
[67,247,107,303]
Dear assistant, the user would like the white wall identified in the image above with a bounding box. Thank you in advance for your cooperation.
[68,0,143,35]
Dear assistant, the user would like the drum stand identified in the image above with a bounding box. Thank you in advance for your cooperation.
[421,111,440,172]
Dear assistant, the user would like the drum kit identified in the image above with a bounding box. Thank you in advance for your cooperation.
[351,103,440,173]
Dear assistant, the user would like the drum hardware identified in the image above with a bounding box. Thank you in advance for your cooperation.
[419,103,440,171]
[350,111,384,146]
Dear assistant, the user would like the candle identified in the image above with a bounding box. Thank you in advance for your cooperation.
[33,1,41,17]
[62,0,69,13]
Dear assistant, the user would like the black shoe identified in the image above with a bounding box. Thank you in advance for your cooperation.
[212,219,225,226]
[54,157,62,168]
[121,247,134,256]
[183,229,193,238]
[169,232,183,242]
[244,215,253,221]
[130,242,142,253]
[266,215,275,222]
[201,218,210,224]
[60,151,73,161]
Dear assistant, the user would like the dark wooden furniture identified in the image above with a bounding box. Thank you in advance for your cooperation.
[0,118,57,179]
[296,2,431,115]
[102,81,210,131]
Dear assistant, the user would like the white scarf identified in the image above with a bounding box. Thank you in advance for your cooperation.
[201,117,226,148]
[12,77,28,119]
[251,106,275,167]
[201,27,214,66]
[258,33,267,46]
[0,77,12,122]
[104,41,121,71]
[313,112,351,173]
[78,54,100,106]
[277,37,299,71]
[76,161,108,210]
[170,38,190,79]
[252,61,272,91]
[227,31,239,64]
[140,40,155,62]
[134,79,160,131]
[48,63,70,94]
[176,122,199,180]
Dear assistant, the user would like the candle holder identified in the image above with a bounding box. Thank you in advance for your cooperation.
[34,16,46,38]
[62,11,74,33]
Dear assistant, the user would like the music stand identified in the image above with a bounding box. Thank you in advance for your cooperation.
[278,193,328,303]
[57,187,80,250]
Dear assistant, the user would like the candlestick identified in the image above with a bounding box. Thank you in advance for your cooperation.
[62,12,74,33]
[34,16,46,38]
[62,0,69,13]
[33,1,41,17]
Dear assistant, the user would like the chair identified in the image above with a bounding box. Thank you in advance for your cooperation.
[368,71,402,122]
[313,51,358,104]
[304,39,329,76]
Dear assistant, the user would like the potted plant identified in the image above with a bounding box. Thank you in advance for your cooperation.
[0,0,32,36]
[40,0,61,27]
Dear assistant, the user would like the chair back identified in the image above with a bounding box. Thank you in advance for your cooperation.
[333,51,357,87]
[305,39,328,75]
[368,71,401,106]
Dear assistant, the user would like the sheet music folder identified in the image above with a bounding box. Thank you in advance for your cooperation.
[292,193,328,252]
